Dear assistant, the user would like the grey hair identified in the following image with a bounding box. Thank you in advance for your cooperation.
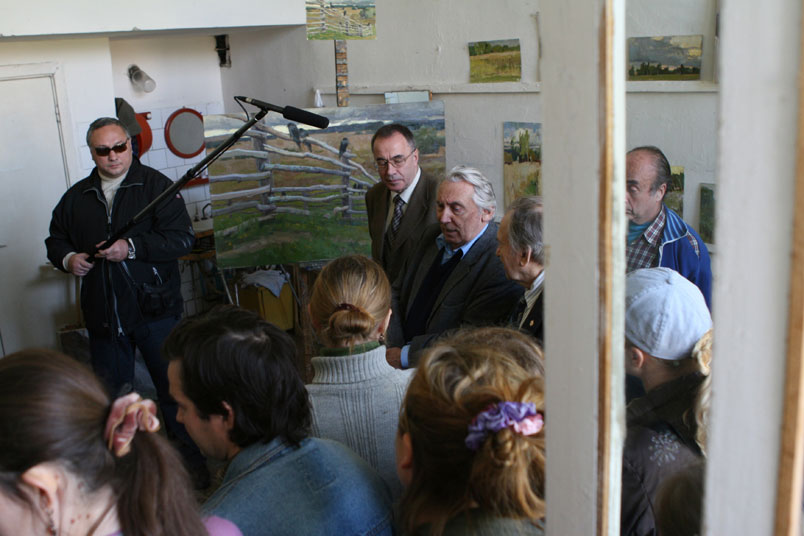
[443,165,496,214]
[506,196,544,265]
[86,117,130,146]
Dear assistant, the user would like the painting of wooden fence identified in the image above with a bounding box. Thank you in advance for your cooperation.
[205,100,446,268]
[306,0,376,40]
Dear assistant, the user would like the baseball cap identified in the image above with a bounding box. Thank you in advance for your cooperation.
[625,268,712,360]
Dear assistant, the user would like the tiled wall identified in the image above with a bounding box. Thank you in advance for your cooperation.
[137,101,223,318]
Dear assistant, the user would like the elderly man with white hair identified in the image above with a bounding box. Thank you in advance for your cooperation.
[496,196,545,343]
[385,166,521,369]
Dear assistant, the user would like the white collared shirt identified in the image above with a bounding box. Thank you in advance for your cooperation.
[520,270,545,328]
[385,167,422,230]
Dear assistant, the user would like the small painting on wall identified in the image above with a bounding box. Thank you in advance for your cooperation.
[469,39,522,83]
[205,101,446,268]
[699,183,715,245]
[627,35,703,81]
[503,121,542,209]
[664,165,685,217]
[306,0,376,40]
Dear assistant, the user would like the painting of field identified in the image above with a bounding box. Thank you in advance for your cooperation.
[469,39,521,83]
[205,101,445,268]
[699,183,715,245]
[503,121,542,209]
[665,165,685,217]
[306,0,376,40]
[628,35,702,81]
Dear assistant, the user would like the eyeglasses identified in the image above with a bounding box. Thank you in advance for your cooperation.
[93,141,128,157]
[375,148,416,170]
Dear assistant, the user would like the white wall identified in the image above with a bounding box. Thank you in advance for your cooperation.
[1,0,305,37]
[625,0,719,235]
[0,38,115,177]
[627,92,718,233]
[220,0,542,206]
[221,0,719,231]
[108,34,225,181]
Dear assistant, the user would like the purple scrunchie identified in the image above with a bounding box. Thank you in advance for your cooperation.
[465,401,544,451]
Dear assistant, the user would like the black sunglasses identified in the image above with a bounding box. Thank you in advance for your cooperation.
[93,142,128,157]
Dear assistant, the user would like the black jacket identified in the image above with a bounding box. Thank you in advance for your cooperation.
[46,158,194,334]
[387,222,522,365]
[620,372,705,536]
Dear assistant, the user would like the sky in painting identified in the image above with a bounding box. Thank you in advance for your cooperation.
[628,35,703,68]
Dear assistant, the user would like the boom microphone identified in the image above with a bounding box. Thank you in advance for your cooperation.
[235,96,330,129]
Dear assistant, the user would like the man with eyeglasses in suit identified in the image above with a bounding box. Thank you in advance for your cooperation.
[45,117,207,487]
[365,124,440,284]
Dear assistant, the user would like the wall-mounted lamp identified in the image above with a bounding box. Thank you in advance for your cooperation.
[128,64,156,93]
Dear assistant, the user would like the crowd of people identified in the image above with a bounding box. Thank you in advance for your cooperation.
[0,119,712,534]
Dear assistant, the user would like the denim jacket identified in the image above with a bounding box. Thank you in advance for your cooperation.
[202,436,394,536]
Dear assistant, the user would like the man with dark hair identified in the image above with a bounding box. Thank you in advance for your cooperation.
[496,196,545,342]
[626,145,711,307]
[366,123,440,283]
[386,166,521,368]
[164,306,394,536]
[45,116,205,484]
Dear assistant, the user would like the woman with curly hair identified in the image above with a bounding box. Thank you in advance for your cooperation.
[395,329,546,535]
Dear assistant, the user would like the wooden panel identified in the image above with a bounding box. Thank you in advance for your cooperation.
[597,0,616,533]
[774,4,804,533]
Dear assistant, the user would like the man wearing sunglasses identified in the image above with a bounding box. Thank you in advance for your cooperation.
[45,117,206,487]
[365,124,440,284]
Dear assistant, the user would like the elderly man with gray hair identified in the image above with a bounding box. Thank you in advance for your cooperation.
[496,196,545,342]
[385,165,522,368]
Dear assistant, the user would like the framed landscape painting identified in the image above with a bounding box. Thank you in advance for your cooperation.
[627,35,703,81]
[503,121,542,209]
[205,101,446,268]
[469,39,522,83]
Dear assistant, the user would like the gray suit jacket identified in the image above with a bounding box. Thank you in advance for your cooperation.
[387,222,523,366]
[365,170,440,284]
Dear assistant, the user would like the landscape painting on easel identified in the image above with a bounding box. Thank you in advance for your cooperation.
[502,122,542,209]
[628,35,703,81]
[205,101,446,268]
[306,0,376,40]
[468,39,522,83]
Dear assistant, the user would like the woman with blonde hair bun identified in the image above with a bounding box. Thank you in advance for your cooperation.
[396,328,546,535]
[307,254,413,499]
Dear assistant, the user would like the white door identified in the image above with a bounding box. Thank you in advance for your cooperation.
[0,73,75,355]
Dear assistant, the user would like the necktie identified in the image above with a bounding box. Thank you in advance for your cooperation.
[511,295,528,327]
[390,194,404,238]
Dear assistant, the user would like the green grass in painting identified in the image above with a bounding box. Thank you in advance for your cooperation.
[217,212,371,267]
[503,161,541,208]
[470,51,522,83]
[628,74,700,81]
[699,186,715,245]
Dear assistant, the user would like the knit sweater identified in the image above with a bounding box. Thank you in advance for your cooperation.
[307,343,413,500]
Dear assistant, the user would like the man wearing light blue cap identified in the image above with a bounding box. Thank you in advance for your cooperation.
[620,267,712,536]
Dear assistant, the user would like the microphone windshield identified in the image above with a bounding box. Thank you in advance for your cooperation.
[283,106,330,129]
